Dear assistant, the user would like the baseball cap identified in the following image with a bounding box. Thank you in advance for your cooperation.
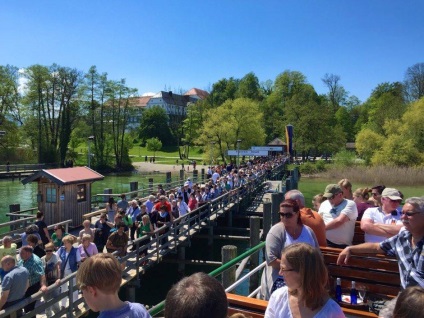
[381,188,402,201]
[323,184,343,198]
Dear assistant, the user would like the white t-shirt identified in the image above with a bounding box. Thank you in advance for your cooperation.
[319,199,358,246]
[362,207,402,243]
[265,286,345,318]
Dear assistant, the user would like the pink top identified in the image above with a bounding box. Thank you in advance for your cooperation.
[78,242,99,258]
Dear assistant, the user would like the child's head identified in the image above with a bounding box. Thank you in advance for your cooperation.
[77,253,121,294]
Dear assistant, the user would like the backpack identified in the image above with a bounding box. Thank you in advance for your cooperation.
[45,261,57,285]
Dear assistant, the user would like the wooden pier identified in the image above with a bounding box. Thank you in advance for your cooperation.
[0,163,287,318]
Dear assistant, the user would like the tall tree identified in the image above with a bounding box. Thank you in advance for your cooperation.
[322,73,347,111]
[207,77,239,107]
[80,66,111,169]
[197,98,265,163]
[24,64,82,164]
[0,65,25,125]
[404,62,424,101]
[138,106,174,146]
[106,79,137,168]
[236,72,262,100]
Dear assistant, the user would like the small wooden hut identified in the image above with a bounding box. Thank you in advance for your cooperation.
[22,167,104,227]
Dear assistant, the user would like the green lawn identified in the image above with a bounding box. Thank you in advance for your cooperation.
[299,177,424,208]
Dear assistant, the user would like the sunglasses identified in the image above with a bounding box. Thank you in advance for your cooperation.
[45,250,54,252]
[401,211,421,217]
[279,212,295,218]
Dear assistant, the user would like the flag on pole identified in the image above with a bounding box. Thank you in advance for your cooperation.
[285,124,293,157]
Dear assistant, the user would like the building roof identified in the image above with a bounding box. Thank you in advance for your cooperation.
[21,166,104,186]
[150,91,195,107]
[184,88,209,100]
[268,138,286,146]
[130,96,152,108]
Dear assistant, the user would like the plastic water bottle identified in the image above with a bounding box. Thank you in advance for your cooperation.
[336,278,342,302]
[350,280,358,305]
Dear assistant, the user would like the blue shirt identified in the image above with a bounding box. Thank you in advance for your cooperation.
[1,266,29,302]
[98,302,151,318]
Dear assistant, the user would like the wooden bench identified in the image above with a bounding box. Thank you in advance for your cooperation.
[320,246,400,317]
[227,293,379,318]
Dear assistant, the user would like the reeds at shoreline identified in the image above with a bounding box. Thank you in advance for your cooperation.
[317,165,424,186]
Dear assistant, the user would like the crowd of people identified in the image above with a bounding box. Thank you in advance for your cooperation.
[259,177,424,318]
[0,156,286,317]
[4,157,422,318]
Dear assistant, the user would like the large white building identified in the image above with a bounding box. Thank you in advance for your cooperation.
[127,88,209,130]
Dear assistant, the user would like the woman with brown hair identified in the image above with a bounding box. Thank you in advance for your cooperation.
[353,188,373,220]
[265,243,344,318]
[260,199,319,300]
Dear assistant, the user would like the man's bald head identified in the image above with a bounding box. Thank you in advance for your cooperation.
[1,255,16,271]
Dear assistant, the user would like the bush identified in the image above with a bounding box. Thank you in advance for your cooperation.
[333,150,357,168]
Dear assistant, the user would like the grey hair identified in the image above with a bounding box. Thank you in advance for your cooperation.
[405,197,424,213]
[149,195,156,200]
[285,190,305,207]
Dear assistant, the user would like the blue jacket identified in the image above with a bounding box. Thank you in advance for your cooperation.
[58,246,78,274]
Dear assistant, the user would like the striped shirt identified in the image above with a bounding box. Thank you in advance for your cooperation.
[19,254,44,286]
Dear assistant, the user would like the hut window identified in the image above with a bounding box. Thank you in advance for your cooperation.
[46,187,57,203]
[77,184,86,202]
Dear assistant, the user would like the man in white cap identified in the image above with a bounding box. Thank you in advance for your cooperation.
[318,184,358,248]
[361,188,404,243]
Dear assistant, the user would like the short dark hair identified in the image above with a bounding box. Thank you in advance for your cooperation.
[36,211,43,219]
[371,185,386,194]
[165,272,228,318]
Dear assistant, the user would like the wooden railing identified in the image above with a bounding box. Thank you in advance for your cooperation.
[0,161,287,318]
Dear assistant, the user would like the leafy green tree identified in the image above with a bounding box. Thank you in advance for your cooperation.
[262,70,308,141]
[138,106,174,146]
[146,137,162,159]
[355,128,385,164]
[24,64,82,164]
[372,135,423,166]
[207,77,239,106]
[364,82,407,135]
[80,66,113,169]
[197,98,265,163]
[0,65,24,125]
[236,72,262,100]
[182,100,208,159]
[106,79,138,168]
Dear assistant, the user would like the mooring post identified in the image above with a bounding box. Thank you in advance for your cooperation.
[285,176,292,192]
[166,172,172,189]
[249,216,260,293]
[222,245,237,288]
[9,204,20,231]
[103,188,112,203]
[129,181,138,198]
[193,170,198,183]
[178,245,186,274]
[179,169,184,182]
[148,178,154,193]
[263,201,272,239]
[201,168,205,182]
[292,167,299,189]
[271,192,284,226]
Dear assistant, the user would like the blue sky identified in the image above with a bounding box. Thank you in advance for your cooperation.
[1,1,423,102]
